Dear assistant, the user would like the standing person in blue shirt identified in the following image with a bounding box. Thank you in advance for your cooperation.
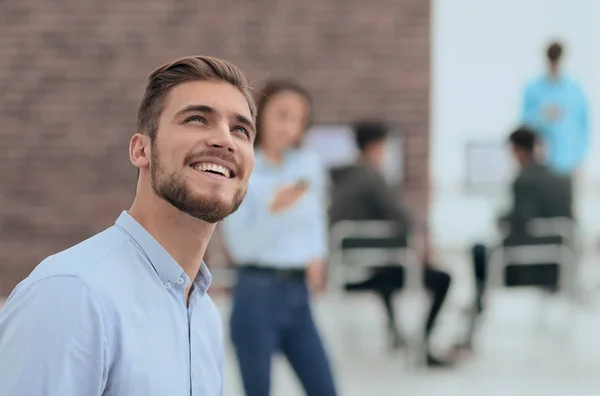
[522,41,589,176]
[0,56,257,396]
[221,80,337,396]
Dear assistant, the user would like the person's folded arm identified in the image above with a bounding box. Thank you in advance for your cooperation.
[0,276,109,396]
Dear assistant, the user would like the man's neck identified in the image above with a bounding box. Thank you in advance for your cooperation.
[548,65,561,81]
[519,157,537,169]
[128,192,216,299]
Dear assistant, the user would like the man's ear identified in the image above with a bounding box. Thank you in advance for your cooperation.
[129,133,151,170]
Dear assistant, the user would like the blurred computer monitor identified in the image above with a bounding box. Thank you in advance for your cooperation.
[304,123,404,186]
[304,124,358,168]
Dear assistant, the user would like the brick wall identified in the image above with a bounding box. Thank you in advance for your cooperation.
[0,0,431,295]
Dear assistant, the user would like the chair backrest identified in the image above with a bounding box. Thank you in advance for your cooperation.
[486,217,578,291]
[328,220,423,290]
[527,217,575,243]
[499,216,575,244]
[330,220,399,242]
[329,220,401,267]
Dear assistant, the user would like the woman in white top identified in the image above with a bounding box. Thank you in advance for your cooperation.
[221,80,337,396]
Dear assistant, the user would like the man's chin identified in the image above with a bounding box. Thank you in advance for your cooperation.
[189,190,234,207]
[158,182,245,222]
[187,197,239,222]
[184,203,233,223]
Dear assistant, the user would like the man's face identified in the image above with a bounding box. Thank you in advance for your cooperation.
[148,80,255,223]
[510,145,530,168]
[366,139,388,169]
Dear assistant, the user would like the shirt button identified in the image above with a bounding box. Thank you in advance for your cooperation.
[193,371,198,378]
[176,277,184,285]
[165,282,172,290]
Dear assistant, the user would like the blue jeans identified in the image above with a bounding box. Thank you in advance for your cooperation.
[230,267,337,396]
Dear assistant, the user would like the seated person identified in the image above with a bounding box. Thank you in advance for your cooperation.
[469,127,573,342]
[329,121,453,367]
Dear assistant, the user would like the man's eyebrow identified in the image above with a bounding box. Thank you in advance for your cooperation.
[174,104,217,118]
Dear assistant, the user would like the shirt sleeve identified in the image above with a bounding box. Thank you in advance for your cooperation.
[0,276,109,396]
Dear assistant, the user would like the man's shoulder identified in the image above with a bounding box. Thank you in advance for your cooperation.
[18,226,132,293]
[560,75,580,86]
[526,75,581,91]
[516,165,541,182]
[517,164,566,187]
[565,78,585,95]
[330,164,376,190]
[355,164,387,187]
[525,76,544,91]
[346,163,379,181]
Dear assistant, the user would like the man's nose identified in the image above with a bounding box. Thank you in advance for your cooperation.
[206,124,235,152]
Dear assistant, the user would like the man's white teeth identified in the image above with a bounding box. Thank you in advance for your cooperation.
[194,163,231,178]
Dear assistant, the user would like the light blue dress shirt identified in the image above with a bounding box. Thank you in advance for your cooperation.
[221,148,328,268]
[522,75,589,174]
[0,211,223,396]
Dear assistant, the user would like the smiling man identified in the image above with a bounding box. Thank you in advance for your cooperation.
[0,56,256,396]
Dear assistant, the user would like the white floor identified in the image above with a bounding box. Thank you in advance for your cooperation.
[217,251,600,396]
[218,289,600,396]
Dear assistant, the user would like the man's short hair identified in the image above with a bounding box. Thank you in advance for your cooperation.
[353,120,388,152]
[546,41,563,63]
[509,126,538,153]
[137,55,256,141]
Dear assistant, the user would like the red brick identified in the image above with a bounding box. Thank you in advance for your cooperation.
[0,0,431,294]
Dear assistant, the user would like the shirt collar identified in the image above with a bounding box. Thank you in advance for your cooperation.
[114,211,212,295]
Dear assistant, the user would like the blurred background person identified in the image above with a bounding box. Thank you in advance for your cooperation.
[329,121,454,367]
[522,41,589,177]
[468,127,573,346]
[220,81,337,396]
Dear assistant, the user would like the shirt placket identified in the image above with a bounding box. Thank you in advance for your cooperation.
[187,291,199,395]
[167,274,194,395]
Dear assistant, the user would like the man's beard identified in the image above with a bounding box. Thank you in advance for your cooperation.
[150,144,247,223]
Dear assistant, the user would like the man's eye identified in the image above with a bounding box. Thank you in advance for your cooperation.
[185,115,206,124]
[232,126,249,136]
